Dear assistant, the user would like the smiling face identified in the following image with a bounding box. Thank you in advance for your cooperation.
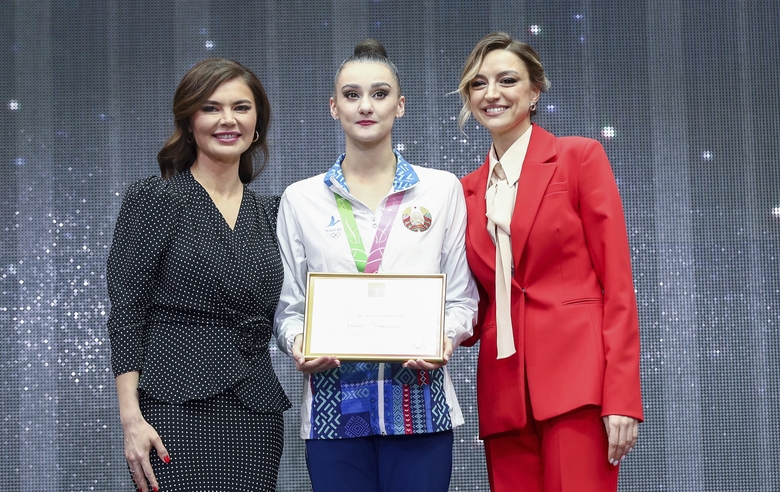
[468,49,540,152]
[330,61,405,149]
[190,78,257,166]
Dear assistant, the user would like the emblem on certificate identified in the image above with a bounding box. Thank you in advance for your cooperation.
[303,273,446,362]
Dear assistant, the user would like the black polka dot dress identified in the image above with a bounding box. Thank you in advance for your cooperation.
[107,170,291,491]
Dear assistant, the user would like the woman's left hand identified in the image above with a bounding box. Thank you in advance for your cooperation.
[403,338,453,370]
[602,414,638,465]
[291,334,340,374]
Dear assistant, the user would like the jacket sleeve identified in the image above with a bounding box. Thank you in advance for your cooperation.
[272,188,307,356]
[460,282,488,347]
[576,139,643,421]
[458,172,488,348]
[439,174,479,348]
[106,177,180,377]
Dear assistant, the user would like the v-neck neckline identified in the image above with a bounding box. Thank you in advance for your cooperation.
[187,169,246,232]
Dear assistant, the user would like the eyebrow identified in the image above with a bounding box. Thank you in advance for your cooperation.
[203,99,253,105]
[340,82,392,90]
[474,70,521,79]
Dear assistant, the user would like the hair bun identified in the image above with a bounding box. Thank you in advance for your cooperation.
[354,38,388,58]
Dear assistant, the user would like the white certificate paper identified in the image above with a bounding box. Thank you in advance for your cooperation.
[303,273,446,362]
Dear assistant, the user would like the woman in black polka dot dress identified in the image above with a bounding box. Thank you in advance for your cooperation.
[107,58,290,492]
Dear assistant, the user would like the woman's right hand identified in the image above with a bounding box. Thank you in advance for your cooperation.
[292,334,340,374]
[122,414,169,492]
[115,371,169,492]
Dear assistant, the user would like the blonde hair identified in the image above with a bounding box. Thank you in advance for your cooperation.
[456,32,550,131]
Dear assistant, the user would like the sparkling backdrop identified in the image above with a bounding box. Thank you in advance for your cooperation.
[1,1,779,491]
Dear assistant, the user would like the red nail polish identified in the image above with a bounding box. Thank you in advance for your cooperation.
[163,455,171,464]
[154,488,159,492]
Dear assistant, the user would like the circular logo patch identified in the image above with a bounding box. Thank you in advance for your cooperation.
[401,206,432,232]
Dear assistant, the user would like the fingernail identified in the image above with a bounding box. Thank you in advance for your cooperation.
[621,455,626,461]
[154,487,159,492]
[608,458,614,464]
[163,455,171,464]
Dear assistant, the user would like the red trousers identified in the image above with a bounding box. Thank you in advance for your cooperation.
[484,404,619,492]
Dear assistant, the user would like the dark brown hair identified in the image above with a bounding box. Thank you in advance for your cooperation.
[334,38,402,96]
[157,58,271,183]
[456,32,550,130]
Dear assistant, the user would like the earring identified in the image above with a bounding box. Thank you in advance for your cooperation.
[186,133,194,144]
[529,101,537,112]
[253,130,260,143]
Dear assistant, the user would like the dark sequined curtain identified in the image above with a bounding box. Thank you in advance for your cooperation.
[1,1,778,490]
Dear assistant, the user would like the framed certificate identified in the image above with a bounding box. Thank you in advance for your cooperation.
[303,272,446,362]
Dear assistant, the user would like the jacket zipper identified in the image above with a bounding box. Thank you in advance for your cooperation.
[378,363,387,435]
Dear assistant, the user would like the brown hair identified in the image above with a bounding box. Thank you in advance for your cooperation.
[334,38,402,96]
[157,58,271,183]
[456,32,550,131]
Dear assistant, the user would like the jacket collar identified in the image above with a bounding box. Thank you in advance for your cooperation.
[465,124,559,276]
[323,149,418,195]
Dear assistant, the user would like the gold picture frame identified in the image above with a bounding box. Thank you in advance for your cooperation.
[303,272,446,362]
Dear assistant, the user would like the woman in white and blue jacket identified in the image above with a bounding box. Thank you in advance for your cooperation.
[273,39,478,492]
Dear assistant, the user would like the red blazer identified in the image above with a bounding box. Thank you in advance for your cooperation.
[461,125,643,439]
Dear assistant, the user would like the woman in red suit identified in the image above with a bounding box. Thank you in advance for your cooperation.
[457,32,643,492]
